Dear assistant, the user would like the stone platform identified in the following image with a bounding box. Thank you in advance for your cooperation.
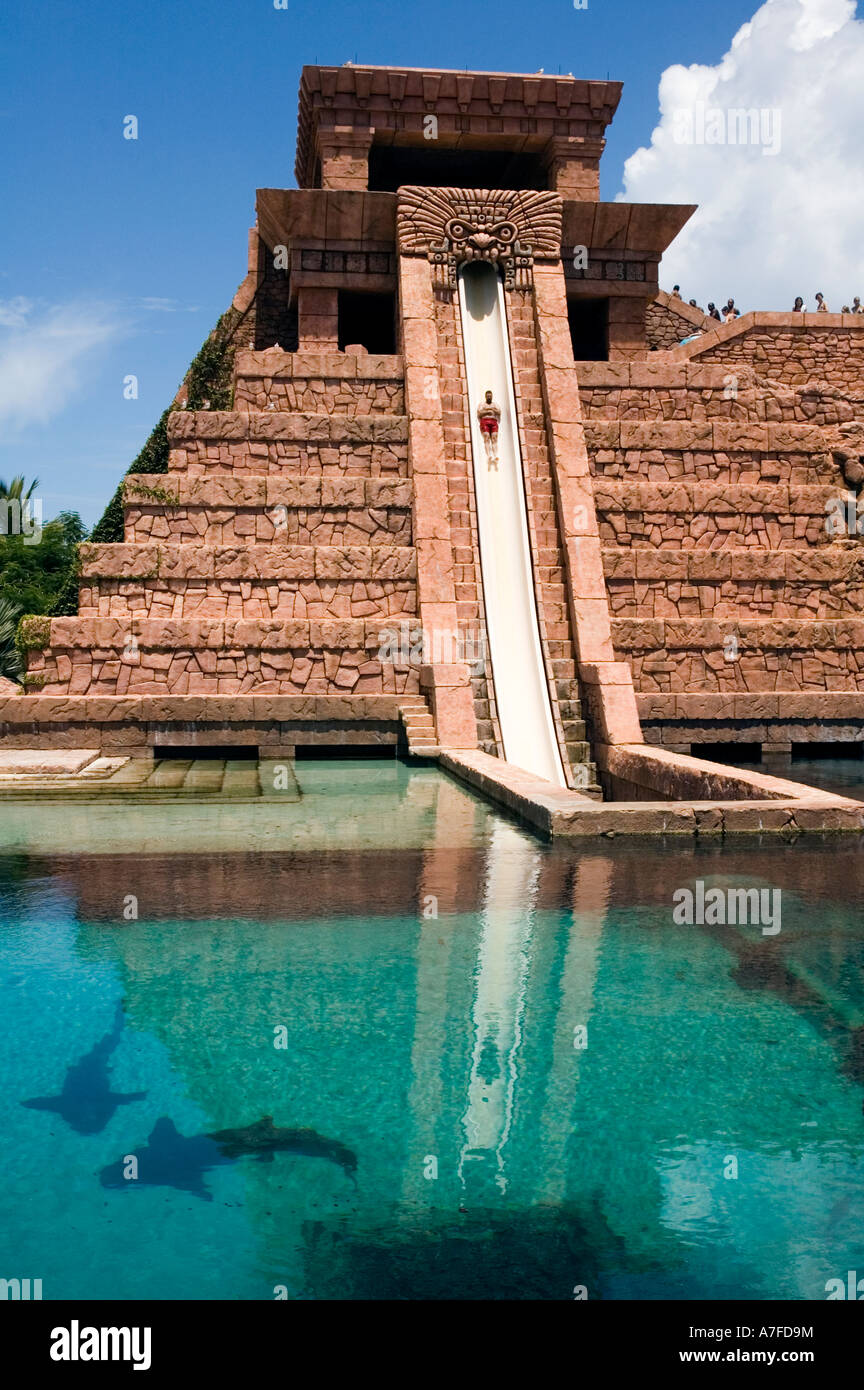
[0,693,439,759]
[441,748,864,838]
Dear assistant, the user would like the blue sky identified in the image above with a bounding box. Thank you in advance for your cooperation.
[0,0,839,523]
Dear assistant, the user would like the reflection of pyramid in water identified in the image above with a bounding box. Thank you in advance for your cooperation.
[459,821,539,1193]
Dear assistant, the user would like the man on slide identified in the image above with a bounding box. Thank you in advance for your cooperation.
[477,389,501,468]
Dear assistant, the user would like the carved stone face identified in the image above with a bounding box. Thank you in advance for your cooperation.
[397,187,563,290]
[446,216,518,258]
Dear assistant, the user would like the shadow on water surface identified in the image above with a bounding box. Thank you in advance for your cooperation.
[21,999,146,1135]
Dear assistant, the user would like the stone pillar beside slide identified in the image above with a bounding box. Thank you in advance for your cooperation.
[399,254,478,749]
[297,286,339,352]
[532,262,643,749]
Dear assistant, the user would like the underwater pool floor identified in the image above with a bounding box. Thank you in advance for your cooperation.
[1,759,862,1300]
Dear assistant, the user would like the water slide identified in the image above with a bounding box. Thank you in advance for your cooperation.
[457,262,567,787]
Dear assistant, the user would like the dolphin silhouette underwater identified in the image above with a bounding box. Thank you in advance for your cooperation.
[22,1000,146,1135]
[99,1115,358,1200]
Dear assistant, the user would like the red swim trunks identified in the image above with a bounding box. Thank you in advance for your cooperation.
[479,417,498,435]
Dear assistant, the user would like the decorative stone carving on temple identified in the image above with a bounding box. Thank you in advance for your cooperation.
[397,187,563,289]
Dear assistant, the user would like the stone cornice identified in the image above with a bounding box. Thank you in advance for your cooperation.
[296,65,622,187]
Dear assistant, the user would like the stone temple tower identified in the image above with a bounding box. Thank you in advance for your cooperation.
[14,63,864,788]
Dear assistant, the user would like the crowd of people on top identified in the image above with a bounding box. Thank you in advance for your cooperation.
[790,294,863,313]
[671,287,740,322]
[671,286,864,318]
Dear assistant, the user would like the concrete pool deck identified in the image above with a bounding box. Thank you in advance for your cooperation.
[439,746,864,838]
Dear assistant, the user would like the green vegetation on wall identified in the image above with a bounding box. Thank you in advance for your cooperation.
[0,596,24,683]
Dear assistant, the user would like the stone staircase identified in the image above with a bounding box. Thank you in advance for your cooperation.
[398,697,440,756]
[19,352,441,754]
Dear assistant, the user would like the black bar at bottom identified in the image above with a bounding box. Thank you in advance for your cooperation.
[1,1299,857,1376]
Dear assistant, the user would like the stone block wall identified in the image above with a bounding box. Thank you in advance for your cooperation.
[233,350,404,414]
[77,576,417,623]
[605,548,864,621]
[587,423,836,484]
[166,410,410,475]
[234,376,404,414]
[594,479,834,549]
[669,312,864,396]
[646,290,712,350]
[123,475,412,546]
[167,434,409,480]
[616,617,864,695]
[581,318,864,757]
[578,361,860,424]
[28,618,420,698]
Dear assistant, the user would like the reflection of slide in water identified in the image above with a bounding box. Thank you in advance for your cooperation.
[459,820,540,1193]
[458,261,566,787]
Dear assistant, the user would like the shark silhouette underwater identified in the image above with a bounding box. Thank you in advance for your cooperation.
[99,1116,358,1201]
[21,1000,146,1135]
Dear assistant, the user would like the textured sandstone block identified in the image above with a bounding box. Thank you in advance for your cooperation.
[565,537,608,598]
[628,362,688,389]
[429,681,478,749]
[568,597,615,663]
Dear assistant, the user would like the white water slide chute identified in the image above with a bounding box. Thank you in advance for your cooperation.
[457,261,566,787]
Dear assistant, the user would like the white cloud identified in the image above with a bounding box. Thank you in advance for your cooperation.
[619,0,864,313]
[0,297,34,328]
[134,297,200,314]
[0,301,122,437]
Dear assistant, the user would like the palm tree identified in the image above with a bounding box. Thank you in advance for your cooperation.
[0,476,39,502]
[0,596,22,682]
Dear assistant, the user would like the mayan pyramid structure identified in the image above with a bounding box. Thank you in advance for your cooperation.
[8,64,864,791]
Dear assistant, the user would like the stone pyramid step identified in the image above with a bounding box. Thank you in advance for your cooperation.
[604,547,864,620]
[577,360,859,427]
[77,543,417,621]
[26,618,422,697]
[123,473,412,546]
[586,420,840,484]
[595,480,838,549]
[167,410,409,478]
[232,348,404,413]
[613,616,864,694]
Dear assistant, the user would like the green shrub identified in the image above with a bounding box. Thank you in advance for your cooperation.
[0,596,23,683]
[0,510,86,618]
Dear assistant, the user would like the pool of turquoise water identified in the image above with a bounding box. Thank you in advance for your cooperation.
[1,759,862,1300]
